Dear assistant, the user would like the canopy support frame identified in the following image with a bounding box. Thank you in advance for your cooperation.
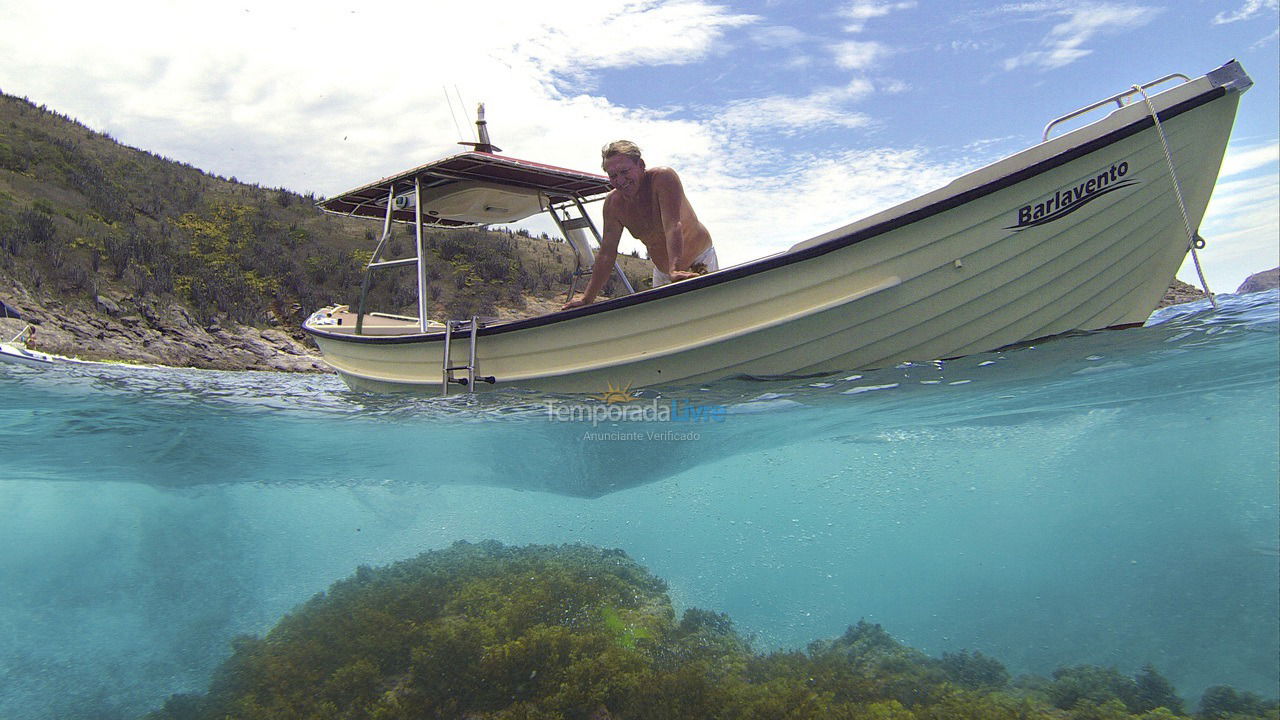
[548,195,635,302]
[355,184,399,335]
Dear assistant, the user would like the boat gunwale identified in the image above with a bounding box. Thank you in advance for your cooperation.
[305,81,1233,347]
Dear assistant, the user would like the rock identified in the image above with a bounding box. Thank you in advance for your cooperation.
[163,305,198,332]
[239,336,277,360]
[0,317,27,342]
[1158,279,1208,307]
[1236,267,1279,295]
[260,328,292,345]
[0,276,332,372]
[94,294,122,316]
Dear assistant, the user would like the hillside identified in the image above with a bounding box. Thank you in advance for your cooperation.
[0,91,647,370]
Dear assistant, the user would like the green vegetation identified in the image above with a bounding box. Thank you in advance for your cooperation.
[0,92,644,336]
[145,541,1278,720]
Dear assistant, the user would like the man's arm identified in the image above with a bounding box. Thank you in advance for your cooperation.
[562,198,623,309]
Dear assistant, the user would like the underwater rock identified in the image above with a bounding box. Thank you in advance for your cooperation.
[146,541,1280,720]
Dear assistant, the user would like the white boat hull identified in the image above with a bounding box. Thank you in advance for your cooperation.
[307,62,1249,394]
[0,342,57,368]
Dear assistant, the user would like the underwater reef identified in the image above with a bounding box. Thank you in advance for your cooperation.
[147,541,1278,720]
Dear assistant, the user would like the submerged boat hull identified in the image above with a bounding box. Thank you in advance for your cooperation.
[307,62,1249,394]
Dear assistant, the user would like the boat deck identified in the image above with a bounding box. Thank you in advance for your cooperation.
[307,307,522,337]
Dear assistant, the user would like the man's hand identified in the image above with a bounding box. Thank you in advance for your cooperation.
[562,295,594,310]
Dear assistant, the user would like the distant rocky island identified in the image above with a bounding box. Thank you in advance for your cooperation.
[1235,267,1279,295]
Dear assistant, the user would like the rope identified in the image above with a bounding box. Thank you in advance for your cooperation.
[1133,85,1218,310]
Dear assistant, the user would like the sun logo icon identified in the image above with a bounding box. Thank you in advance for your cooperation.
[594,382,637,404]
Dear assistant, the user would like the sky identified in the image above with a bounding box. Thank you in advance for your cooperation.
[0,0,1276,293]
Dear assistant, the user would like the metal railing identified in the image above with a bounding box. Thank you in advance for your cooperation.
[1042,73,1191,141]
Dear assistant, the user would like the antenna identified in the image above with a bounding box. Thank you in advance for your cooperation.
[453,85,467,128]
[457,102,503,153]
[442,86,465,142]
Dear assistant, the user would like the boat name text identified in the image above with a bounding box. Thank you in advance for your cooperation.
[1010,161,1137,230]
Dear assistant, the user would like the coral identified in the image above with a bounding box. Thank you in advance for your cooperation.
[1044,663,1187,716]
[144,541,1278,720]
[934,649,1010,691]
[1198,685,1280,719]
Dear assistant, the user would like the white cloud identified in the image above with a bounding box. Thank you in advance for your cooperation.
[749,24,808,48]
[0,1,759,197]
[946,39,1003,53]
[1212,0,1278,24]
[879,79,911,94]
[714,79,876,135]
[1218,140,1280,178]
[999,2,1161,71]
[830,40,891,70]
[840,1,917,32]
[747,23,812,71]
[508,2,759,76]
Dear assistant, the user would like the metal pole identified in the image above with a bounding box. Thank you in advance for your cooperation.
[574,195,635,295]
[467,317,479,392]
[441,320,453,397]
[414,176,430,331]
[355,184,398,335]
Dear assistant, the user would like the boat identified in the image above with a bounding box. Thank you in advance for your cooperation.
[304,60,1253,394]
[0,326,57,368]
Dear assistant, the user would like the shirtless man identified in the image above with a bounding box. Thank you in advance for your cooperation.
[562,140,716,309]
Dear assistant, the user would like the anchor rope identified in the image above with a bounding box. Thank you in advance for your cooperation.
[1133,84,1218,310]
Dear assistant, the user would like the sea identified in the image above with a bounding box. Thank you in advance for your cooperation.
[1,289,1277,719]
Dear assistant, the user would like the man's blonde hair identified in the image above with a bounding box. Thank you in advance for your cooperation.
[601,140,643,170]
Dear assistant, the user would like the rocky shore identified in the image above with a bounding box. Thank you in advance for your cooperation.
[1159,279,1209,307]
[0,280,327,373]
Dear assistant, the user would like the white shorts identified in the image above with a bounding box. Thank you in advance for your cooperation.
[653,246,719,287]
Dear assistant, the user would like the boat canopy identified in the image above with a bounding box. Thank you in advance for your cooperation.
[312,136,635,337]
[318,151,613,228]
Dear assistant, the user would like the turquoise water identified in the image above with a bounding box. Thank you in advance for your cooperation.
[1,290,1277,719]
